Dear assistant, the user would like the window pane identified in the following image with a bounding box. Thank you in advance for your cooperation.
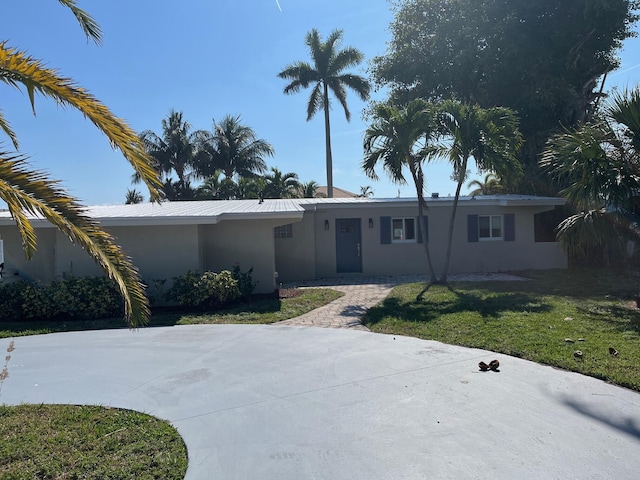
[491,216,502,237]
[479,216,490,238]
[392,219,404,240]
[274,223,292,238]
[405,218,415,240]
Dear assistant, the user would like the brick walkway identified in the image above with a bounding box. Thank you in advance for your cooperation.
[275,273,527,331]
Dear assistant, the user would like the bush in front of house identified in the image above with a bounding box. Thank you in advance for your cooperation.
[231,264,257,300]
[0,277,123,322]
[165,267,257,309]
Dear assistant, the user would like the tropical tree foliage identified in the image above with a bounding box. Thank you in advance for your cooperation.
[138,110,201,200]
[363,99,438,282]
[278,28,370,198]
[263,167,300,199]
[467,173,503,196]
[541,87,640,264]
[373,0,639,195]
[236,176,265,200]
[125,189,144,204]
[357,185,374,198]
[436,100,523,282]
[0,2,162,327]
[298,180,319,198]
[196,114,273,181]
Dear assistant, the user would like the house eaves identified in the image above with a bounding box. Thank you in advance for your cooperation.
[296,195,565,210]
[0,199,306,228]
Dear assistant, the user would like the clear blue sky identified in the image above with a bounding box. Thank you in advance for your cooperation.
[2,0,640,205]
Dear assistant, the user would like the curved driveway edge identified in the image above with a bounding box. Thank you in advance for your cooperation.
[2,324,639,479]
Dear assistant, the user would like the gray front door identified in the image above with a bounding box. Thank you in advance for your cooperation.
[336,218,362,273]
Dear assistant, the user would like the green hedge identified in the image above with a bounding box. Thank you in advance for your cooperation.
[0,277,122,322]
[0,266,257,321]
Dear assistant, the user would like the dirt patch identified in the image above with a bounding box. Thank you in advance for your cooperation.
[277,288,303,299]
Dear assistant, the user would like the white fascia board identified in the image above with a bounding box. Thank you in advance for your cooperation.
[216,212,305,222]
[11,211,305,228]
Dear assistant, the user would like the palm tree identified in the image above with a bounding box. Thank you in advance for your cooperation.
[437,101,523,283]
[138,110,200,200]
[357,185,374,198]
[0,3,162,327]
[363,99,439,282]
[263,167,300,199]
[125,189,144,204]
[541,87,640,264]
[298,180,319,198]
[278,28,370,198]
[196,114,273,181]
[467,173,503,196]
[236,176,265,199]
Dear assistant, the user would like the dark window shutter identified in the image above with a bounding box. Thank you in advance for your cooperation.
[468,215,479,242]
[417,216,428,243]
[380,216,391,244]
[504,213,515,241]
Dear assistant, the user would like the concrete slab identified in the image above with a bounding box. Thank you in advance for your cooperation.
[1,325,639,479]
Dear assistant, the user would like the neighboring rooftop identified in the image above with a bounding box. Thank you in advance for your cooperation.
[315,186,358,198]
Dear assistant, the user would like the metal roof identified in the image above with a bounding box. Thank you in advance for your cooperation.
[0,195,564,227]
[0,199,306,227]
[295,194,566,208]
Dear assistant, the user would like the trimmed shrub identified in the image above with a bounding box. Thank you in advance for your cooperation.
[0,277,122,322]
[164,269,253,309]
[0,281,31,321]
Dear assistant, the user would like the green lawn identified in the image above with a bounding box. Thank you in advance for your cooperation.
[0,404,187,479]
[362,268,640,391]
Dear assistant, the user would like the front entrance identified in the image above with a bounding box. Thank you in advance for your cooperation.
[335,218,362,273]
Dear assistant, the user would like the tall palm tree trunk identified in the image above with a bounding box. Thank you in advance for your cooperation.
[323,83,334,198]
[409,162,437,282]
[441,157,468,283]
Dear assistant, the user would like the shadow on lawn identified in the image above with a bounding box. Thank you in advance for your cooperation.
[573,302,640,335]
[364,287,551,326]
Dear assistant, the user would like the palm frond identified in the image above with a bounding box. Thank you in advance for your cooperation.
[330,47,365,75]
[337,73,371,102]
[0,149,149,327]
[606,87,640,152]
[0,110,19,150]
[307,84,323,121]
[327,79,350,121]
[0,42,162,201]
[57,0,103,44]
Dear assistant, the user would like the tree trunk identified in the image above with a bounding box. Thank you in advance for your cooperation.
[409,162,437,282]
[441,156,468,283]
[323,83,333,198]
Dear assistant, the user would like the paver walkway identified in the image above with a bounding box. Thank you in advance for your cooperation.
[276,273,527,330]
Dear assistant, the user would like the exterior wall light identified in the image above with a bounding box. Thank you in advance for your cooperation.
[324,219,330,230]
[369,218,374,228]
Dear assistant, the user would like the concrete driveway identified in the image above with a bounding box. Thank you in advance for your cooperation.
[2,324,639,479]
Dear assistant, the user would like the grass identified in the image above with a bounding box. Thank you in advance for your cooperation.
[0,287,343,338]
[362,268,640,391]
[0,287,342,479]
[0,404,188,479]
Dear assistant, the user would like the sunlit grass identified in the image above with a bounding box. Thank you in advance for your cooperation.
[363,268,640,391]
[0,404,187,479]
